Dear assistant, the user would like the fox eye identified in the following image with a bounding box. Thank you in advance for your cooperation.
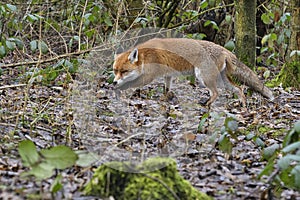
[121,70,129,73]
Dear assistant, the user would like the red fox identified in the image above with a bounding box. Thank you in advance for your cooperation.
[113,38,274,106]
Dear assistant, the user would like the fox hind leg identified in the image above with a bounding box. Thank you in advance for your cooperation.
[164,76,172,93]
[220,70,246,107]
[195,67,219,107]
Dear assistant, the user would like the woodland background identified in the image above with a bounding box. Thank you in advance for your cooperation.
[0,0,300,199]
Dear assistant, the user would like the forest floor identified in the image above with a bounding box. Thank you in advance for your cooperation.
[0,65,300,199]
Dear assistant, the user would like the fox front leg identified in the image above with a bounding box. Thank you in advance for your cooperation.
[164,76,172,94]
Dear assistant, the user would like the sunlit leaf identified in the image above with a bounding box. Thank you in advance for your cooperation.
[290,50,300,58]
[261,34,270,45]
[204,19,219,30]
[270,33,277,41]
[27,13,39,21]
[6,4,17,12]
[200,1,208,9]
[263,70,270,79]
[261,13,272,24]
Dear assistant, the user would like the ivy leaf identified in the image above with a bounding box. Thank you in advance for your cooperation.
[225,15,232,23]
[224,40,235,51]
[27,13,39,21]
[225,117,238,133]
[30,40,38,52]
[255,137,265,147]
[204,20,219,30]
[291,165,300,189]
[261,13,272,24]
[200,1,208,9]
[294,121,300,133]
[278,155,300,170]
[0,45,6,58]
[277,155,291,170]
[263,143,280,160]
[38,40,49,54]
[5,40,16,50]
[104,17,113,26]
[282,141,300,153]
[218,133,232,154]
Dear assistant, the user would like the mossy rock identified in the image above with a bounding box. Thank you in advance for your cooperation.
[84,157,212,200]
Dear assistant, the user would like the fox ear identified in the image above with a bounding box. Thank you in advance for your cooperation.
[128,48,138,63]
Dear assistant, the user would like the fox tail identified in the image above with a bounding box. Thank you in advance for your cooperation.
[229,57,274,101]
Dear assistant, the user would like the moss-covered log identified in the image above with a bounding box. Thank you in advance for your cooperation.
[84,157,212,200]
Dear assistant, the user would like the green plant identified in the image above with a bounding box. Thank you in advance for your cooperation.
[217,117,239,154]
[259,121,300,192]
[18,140,78,180]
[199,113,240,155]
[18,140,97,195]
[258,6,291,66]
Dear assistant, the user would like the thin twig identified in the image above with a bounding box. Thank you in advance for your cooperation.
[1,48,93,68]
[0,84,26,90]
[78,0,89,51]
[169,3,235,29]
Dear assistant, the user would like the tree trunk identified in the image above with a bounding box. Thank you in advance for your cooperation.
[288,0,300,62]
[234,0,257,69]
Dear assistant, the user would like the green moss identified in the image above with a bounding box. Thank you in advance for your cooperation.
[258,126,272,133]
[268,61,300,89]
[84,157,212,200]
[243,124,286,136]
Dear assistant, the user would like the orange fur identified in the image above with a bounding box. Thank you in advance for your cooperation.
[113,38,274,107]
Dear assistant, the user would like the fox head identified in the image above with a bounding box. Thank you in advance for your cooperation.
[113,48,144,90]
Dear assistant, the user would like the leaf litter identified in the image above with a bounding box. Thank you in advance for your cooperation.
[0,66,300,199]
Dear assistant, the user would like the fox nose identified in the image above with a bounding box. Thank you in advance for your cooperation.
[113,81,117,86]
